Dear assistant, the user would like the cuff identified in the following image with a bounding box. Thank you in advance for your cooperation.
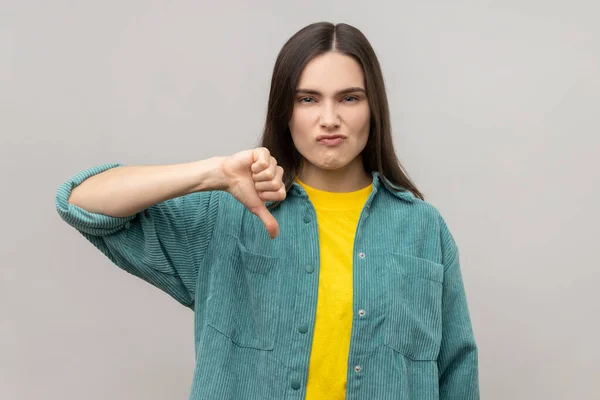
[55,163,134,235]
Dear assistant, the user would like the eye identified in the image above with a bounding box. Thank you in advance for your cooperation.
[343,96,359,102]
[298,97,316,103]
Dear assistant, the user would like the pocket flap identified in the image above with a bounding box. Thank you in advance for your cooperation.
[225,233,280,275]
[386,252,444,283]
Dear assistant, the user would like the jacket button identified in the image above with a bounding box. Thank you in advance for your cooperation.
[303,215,311,224]
[298,324,309,334]
[305,264,314,273]
[291,380,301,390]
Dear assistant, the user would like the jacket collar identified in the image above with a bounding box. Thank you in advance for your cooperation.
[371,171,416,202]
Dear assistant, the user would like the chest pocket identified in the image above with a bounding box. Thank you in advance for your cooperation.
[384,252,444,361]
[206,233,282,351]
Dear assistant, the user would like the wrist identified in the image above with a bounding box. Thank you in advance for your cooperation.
[190,157,229,193]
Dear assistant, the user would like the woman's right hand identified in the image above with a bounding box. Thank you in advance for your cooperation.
[220,147,286,239]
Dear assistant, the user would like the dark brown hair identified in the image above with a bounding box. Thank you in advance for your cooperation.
[259,21,424,202]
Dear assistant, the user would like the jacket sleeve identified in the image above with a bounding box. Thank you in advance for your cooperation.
[55,163,221,309]
[437,217,480,399]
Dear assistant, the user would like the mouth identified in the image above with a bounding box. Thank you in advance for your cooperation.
[317,134,346,147]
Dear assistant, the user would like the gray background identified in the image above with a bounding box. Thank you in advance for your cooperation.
[2,1,599,399]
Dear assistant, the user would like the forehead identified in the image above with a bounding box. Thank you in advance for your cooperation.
[297,52,365,91]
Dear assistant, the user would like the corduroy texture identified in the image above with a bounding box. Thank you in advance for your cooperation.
[56,164,479,400]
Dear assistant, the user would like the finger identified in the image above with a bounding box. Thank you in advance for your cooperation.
[258,188,286,202]
[255,180,280,192]
[250,204,279,239]
[251,148,271,174]
[252,156,277,182]
[254,166,284,191]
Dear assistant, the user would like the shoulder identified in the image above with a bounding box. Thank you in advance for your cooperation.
[408,195,456,245]
[385,187,444,225]
[384,189,459,263]
[410,197,459,266]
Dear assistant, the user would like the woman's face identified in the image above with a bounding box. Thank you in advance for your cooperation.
[289,51,370,177]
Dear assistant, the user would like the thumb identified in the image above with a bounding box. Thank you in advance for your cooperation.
[250,203,279,239]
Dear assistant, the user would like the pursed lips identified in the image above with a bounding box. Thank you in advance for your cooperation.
[316,134,346,141]
[316,134,346,147]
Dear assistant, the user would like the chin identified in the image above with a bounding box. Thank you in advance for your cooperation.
[300,150,360,173]
[316,159,349,171]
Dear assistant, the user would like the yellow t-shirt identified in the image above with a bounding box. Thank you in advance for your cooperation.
[297,179,372,399]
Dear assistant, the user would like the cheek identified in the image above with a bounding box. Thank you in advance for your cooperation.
[346,107,371,137]
[289,109,315,140]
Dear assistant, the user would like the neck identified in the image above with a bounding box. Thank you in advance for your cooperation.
[297,158,372,192]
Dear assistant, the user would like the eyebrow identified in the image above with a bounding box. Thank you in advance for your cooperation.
[295,87,366,96]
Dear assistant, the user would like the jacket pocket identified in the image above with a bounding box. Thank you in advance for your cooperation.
[384,252,444,361]
[206,234,282,350]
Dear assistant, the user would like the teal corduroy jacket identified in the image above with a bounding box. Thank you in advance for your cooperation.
[56,164,479,400]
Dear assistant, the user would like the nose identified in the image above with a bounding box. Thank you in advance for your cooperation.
[319,102,340,129]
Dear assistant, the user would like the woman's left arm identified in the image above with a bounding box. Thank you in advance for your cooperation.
[437,219,480,399]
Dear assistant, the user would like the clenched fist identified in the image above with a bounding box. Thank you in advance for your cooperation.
[220,147,286,239]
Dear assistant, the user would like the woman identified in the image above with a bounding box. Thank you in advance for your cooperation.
[56,22,479,399]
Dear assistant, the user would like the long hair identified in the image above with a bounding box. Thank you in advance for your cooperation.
[259,21,424,203]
